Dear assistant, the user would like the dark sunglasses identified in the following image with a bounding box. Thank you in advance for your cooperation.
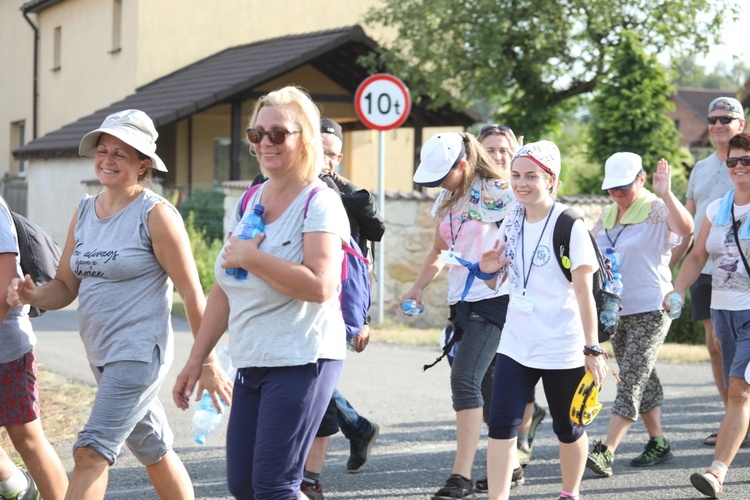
[707,116,739,125]
[726,156,750,168]
[246,128,301,145]
[479,124,511,136]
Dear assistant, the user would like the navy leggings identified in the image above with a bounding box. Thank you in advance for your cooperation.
[226,359,342,499]
[488,354,585,443]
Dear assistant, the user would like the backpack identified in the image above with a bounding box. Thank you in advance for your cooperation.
[10,212,62,317]
[551,208,617,343]
[238,184,371,341]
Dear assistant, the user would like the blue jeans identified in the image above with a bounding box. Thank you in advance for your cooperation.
[316,388,372,440]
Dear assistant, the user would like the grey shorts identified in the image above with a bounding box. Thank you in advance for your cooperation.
[74,346,173,466]
[689,273,712,321]
[711,309,750,388]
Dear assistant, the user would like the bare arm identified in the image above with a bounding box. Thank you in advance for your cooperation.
[8,211,80,310]
[401,226,448,305]
[652,158,693,237]
[0,253,17,321]
[667,215,711,307]
[669,197,695,271]
[571,264,608,385]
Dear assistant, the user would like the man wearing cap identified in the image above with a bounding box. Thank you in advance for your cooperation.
[674,97,746,447]
[300,119,383,500]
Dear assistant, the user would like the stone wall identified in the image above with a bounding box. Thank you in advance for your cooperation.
[222,183,611,329]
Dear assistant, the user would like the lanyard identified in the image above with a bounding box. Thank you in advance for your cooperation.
[449,208,466,250]
[605,225,626,249]
[521,202,555,294]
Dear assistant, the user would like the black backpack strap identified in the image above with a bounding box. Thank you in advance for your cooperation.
[552,208,580,283]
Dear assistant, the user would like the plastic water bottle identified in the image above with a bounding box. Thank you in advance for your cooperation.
[401,299,425,316]
[605,248,619,273]
[666,293,683,320]
[192,346,236,445]
[599,273,623,327]
[226,204,265,280]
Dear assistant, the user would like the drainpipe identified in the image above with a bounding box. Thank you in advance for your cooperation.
[22,10,39,139]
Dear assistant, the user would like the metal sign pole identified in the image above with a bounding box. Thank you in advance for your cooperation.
[376,130,385,327]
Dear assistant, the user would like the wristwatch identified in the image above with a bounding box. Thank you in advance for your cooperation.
[583,345,605,357]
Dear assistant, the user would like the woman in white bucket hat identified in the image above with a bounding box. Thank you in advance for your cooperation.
[8,109,229,499]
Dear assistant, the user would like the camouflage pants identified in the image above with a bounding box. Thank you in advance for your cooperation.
[609,310,671,421]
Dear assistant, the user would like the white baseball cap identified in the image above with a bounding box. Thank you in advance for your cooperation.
[413,133,466,187]
[601,152,643,190]
[79,109,167,172]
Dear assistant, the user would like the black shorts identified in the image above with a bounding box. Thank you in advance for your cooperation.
[689,273,712,321]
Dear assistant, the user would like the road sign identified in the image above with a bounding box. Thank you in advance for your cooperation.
[354,74,411,131]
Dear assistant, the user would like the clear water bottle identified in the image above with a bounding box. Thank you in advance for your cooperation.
[599,273,623,327]
[401,299,425,316]
[666,293,683,320]
[193,346,236,445]
[226,204,265,280]
[605,248,619,273]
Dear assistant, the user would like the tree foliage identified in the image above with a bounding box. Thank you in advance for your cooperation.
[363,0,737,139]
[672,56,748,90]
[585,31,690,195]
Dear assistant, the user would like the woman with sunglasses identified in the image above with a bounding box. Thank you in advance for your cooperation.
[667,133,750,498]
[173,86,348,499]
[404,132,516,499]
[585,152,692,479]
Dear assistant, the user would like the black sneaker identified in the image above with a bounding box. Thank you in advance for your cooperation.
[301,479,324,500]
[431,474,475,499]
[474,466,524,493]
[527,402,546,447]
[346,422,380,473]
[0,469,40,500]
[630,437,673,467]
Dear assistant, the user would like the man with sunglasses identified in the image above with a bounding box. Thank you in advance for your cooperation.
[675,97,746,447]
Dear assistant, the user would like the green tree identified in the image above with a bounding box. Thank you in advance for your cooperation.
[586,31,687,190]
[673,56,748,90]
[363,0,737,139]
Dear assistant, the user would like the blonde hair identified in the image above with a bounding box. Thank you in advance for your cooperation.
[248,86,323,182]
[436,133,506,219]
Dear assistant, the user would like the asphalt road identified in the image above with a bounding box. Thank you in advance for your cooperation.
[31,305,750,499]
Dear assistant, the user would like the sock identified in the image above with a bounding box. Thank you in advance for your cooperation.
[709,460,728,483]
[302,469,320,486]
[0,468,28,494]
[653,435,668,447]
[560,490,579,499]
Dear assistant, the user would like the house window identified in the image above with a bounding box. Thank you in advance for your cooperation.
[10,121,26,177]
[110,0,122,53]
[52,26,62,71]
[213,139,260,185]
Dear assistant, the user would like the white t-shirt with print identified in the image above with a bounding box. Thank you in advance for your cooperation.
[499,203,599,369]
[706,199,750,310]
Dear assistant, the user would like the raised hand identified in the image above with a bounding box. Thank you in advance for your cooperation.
[479,239,509,276]
[652,158,672,197]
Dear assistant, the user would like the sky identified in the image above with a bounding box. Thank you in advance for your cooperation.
[696,2,749,75]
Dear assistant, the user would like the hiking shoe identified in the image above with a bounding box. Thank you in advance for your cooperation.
[517,440,532,467]
[690,470,722,498]
[527,402,546,447]
[0,469,40,500]
[474,466,524,493]
[630,437,673,467]
[586,440,614,477]
[347,422,380,473]
[301,480,324,500]
[431,474,475,499]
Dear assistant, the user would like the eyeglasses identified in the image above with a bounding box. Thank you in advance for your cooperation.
[707,116,739,125]
[726,156,750,168]
[246,128,301,145]
[479,124,511,136]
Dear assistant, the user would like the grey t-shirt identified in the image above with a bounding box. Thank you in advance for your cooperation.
[0,198,35,364]
[686,152,734,273]
[72,189,175,366]
[217,180,350,368]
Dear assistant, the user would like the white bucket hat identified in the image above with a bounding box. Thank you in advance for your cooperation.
[79,109,167,172]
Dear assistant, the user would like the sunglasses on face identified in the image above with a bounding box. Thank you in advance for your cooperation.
[707,116,739,125]
[246,128,301,145]
[479,124,511,136]
[726,156,750,168]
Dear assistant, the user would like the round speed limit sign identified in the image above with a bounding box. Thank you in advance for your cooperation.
[354,74,411,131]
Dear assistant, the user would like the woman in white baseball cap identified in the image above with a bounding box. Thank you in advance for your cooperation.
[8,109,227,499]
[405,132,517,499]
